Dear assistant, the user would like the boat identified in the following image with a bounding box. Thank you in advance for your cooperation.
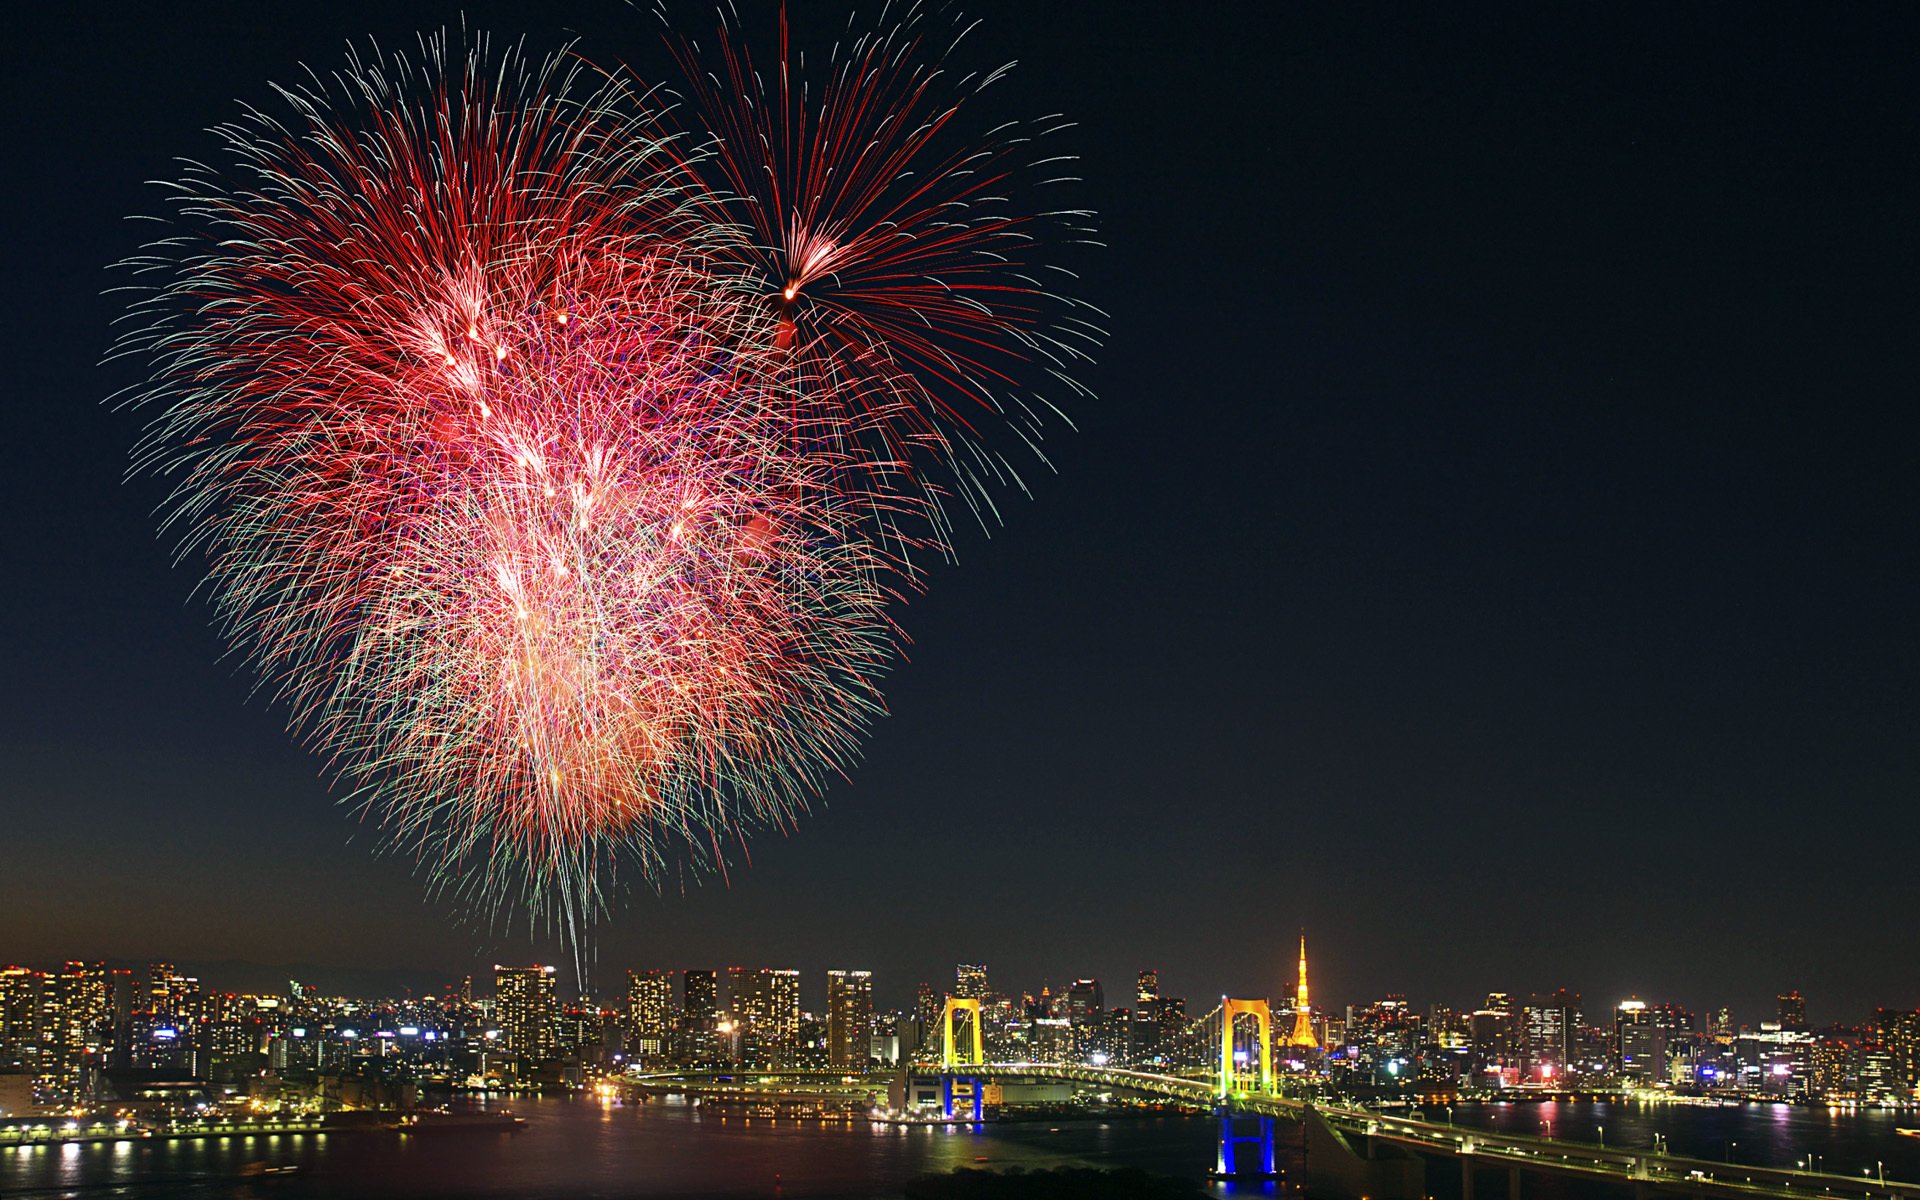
[1897,1128,1920,1139]
[400,1110,527,1134]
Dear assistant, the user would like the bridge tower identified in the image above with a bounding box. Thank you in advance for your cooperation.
[940,997,985,1121]
[941,997,984,1068]
[1220,997,1273,1095]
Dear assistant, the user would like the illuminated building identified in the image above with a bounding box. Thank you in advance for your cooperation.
[0,967,40,1062]
[727,967,801,1066]
[1613,999,1691,1081]
[493,965,558,1065]
[1470,997,1518,1083]
[914,983,940,1059]
[37,963,111,1102]
[955,963,987,1000]
[1282,932,1318,1050]
[826,970,873,1068]
[1777,991,1807,1030]
[1133,970,1161,1063]
[1876,1008,1920,1092]
[149,963,203,1027]
[1065,979,1102,1021]
[1522,989,1580,1080]
[626,970,673,1061]
[682,969,719,1064]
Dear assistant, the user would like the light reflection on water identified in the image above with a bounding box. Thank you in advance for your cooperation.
[0,1097,1913,1199]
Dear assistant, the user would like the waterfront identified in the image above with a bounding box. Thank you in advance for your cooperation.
[3,1097,1917,1200]
[1441,1100,1920,1180]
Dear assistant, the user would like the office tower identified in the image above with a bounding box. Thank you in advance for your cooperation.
[826,970,873,1068]
[1709,1006,1734,1041]
[626,970,673,1060]
[1066,979,1103,1021]
[1614,998,1666,1079]
[1777,992,1807,1030]
[1523,989,1581,1080]
[1136,970,1158,1006]
[914,982,940,1059]
[955,963,987,1000]
[494,965,558,1064]
[148,963,175,1014]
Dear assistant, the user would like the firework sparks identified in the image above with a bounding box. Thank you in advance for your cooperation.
[115,13,1097,933]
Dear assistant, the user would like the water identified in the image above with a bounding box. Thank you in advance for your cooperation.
[2,1097,1913,1199]
[0,1097,1224,1199]
[1439,1100,1920,1177]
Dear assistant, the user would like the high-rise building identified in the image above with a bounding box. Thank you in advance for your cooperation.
[914,983,940,1058]
[826,970,873,1068]
[683,970,718,1022]
[0,968,39,1061]
[1876,1009,1920,1092]
[1136,970,1158,1007]
[1777,992,1808,1031]
[39,963,111,1102]
[494,965,558,1064]
[1614,998,1676,1080]
[1523,989,1581,1080]
[727,968,801,1066]
[955,964,987,1000]
[682,969,720,1065]
[1065,979,1103,1021]
[626,970,673,1060]
[1470,995,1519,1083]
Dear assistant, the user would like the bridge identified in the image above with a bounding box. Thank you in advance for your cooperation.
[921,996,1920,1197]
[617,999,1916,1198]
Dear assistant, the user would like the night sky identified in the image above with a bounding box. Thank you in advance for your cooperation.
[2,2,1916,1024]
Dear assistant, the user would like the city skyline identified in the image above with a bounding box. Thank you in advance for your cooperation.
[7,949,1915,1114]
[0,944,1899,1037]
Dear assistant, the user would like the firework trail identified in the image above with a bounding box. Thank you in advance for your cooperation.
[114,11,1097,936]
[662,3,1105,538]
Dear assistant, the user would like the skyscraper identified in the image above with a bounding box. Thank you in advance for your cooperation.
[682,969,720,1064]
[0,968,39,1061]
[626,970,673,1060]
[1065,979,1103,1020]
[955,963,987,1000]
[1615,998,1663,1079]
[826,970,873,1068]
[1523,989,1581,1080]
[1136,970,1158,1007]
[728,968,801,1066]
[494,965,558,1064]
[1777,992,1808,1030]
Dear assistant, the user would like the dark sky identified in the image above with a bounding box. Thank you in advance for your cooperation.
[2,2,1915,1025]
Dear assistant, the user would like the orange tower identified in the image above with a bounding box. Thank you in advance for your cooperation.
[1284,930,1318,1048]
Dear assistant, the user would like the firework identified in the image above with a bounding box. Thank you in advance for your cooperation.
[116,13,1096,931]
[663,5,1105,535]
